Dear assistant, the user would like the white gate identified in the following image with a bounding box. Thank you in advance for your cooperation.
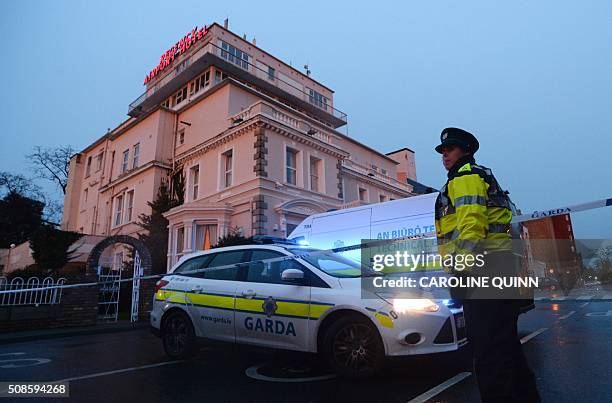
[130,252,142,323]
[97,261,121,322]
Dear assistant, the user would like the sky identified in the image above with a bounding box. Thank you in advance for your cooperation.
[0,0,610,238]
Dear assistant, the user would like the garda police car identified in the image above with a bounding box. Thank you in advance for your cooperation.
[150,236,466,378]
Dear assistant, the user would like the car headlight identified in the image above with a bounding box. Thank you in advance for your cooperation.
[392,298,440,313]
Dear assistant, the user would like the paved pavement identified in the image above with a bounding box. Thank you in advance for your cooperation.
[533,284,612,302]
[0,300,610,402]
[0,321,147,345]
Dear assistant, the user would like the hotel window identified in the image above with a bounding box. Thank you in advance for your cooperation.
[85,156,92,176]
[82,188,88,208]
[190,70,210,95]
[195,224,218,251]
[309,156,320,192]
[177,128,185,147]
[267,66,275,81]
[121,150,129,173]
[96,152,104,172]
[308,89,328,110]
[379,194,387,203]
[125,190,134,222]
[220,41,251,70]
[175,59,188,75]
[286,148,298,186]
[201,70,211,88]
[214,70,228,84]
[132,143,140,169]
[222,150,233,188]
[175,227,185,261]
[190,165,200,200]
[173,86,188,106]
[161,99,170,108]
[359,187,368,202]
[114,194,123,226]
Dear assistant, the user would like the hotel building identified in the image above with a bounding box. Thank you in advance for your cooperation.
[61,21,419,269]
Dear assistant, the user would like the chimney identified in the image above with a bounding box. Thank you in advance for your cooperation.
[223,18,228,29]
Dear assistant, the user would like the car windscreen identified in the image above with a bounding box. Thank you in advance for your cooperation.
[287,248,379,278]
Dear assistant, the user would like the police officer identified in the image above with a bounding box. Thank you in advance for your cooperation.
[434,127,540,403]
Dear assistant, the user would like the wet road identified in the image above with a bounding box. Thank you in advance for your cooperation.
[0,300,610,403]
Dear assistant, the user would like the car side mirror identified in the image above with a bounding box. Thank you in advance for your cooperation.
[281,268,305,284]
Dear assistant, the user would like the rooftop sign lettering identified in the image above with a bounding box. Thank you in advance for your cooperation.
[144,25,209,85]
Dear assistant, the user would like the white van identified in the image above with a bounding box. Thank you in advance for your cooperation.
[287,193,439,262]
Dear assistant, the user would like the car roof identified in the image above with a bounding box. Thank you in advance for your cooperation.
[172,244,318,266]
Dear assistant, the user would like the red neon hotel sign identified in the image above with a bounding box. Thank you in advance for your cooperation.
[144,25,209,85]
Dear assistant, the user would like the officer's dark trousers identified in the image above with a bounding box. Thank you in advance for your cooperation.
[463,299,540,403]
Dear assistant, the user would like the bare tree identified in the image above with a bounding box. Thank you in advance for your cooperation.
[28,145,75,194]
[42,199,63,225]
[0,171,62,224]
[0,171,44,199]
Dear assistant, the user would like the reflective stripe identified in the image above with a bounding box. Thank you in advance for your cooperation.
[488,195,511,208]
[456,239,480,252]
[455,195,486,207]
[156,289,334,320]
[375,312,394,328]
[489,223,511,234]
[443,229,460,241]
[190,293,235,309]
[156,289,234,310]
[310,304,334,319]
[444,225,510,239]
[236,297,310,318]
[157,290,191,305]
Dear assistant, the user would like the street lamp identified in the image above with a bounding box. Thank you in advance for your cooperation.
[6,243,15,274]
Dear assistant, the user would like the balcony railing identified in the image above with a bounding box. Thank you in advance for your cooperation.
[341,200,370,209]
[228,101,337,146]
[341,159,414,193]
[128,41,347,127]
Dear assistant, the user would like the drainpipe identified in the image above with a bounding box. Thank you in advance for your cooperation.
[172,113,178,171]
[170,113,179,195]
[93,137,111,234]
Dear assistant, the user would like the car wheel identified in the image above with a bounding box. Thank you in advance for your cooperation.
[162,310,196,359]
[323,314,385,378]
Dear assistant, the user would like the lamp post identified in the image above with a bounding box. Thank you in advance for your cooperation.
[6,243,15,274]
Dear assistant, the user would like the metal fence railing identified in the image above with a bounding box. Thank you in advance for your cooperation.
[0,276,67,306]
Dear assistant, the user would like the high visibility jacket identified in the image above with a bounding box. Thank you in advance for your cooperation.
[435,156,513,268]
